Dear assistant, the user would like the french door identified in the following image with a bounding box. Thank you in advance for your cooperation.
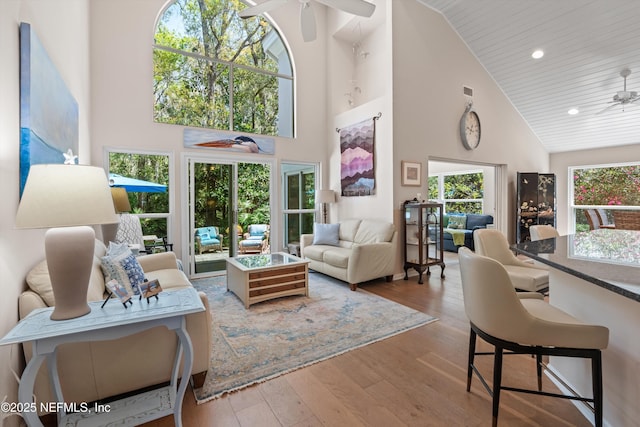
[186,156,273,277]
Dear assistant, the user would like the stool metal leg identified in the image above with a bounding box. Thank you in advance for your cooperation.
[492,346,503,427]
[467,328,477,392]
[592,351,603,427]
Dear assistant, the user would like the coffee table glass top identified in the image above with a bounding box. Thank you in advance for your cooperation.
[231,252,306,269]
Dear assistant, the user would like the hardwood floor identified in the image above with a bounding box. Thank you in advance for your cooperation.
[144,255,591,427]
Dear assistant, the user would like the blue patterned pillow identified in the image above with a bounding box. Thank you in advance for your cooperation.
[101,244,146,295]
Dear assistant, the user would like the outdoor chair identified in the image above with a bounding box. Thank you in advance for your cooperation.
[239,224,269,254]
[458,247,609,427]
[612,210,640,230]
[195,226,223,254]
[473,228,549,293]
[585,209,602,230]
[595,209,616,229]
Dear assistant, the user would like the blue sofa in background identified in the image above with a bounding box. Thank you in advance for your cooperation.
[440,213,494,252]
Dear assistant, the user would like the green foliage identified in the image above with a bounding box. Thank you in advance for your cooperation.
[153,0,288,136]
[108,153,170,237]
[573,165,640,206]
[444,173,483,199]
[428,176,438,200]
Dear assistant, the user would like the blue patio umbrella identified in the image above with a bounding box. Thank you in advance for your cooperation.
[108,173,167,193]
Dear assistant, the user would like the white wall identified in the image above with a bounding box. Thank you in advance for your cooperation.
[0,1,90,424]
[88,0,330,257]
[391,1,549,240]
[550,143,640,235]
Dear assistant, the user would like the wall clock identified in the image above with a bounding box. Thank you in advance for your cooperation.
[460,103,481,150]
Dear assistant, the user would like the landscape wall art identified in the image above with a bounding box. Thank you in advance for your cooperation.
[19,22,79,197]
[340,118,376,197]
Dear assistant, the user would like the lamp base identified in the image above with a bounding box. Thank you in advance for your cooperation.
[45,226,95,320]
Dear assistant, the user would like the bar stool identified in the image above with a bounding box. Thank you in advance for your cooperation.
[458,247,609,427]
[529,224,559,241]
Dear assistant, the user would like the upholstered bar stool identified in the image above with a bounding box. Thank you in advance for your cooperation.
[474,228,549,292]
[529,224,560,241]
[458,247,609,427]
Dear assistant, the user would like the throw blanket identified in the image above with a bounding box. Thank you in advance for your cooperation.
[444,228,466,246]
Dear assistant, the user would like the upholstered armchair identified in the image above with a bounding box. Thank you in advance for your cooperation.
[195,226,223,254]
[239,224,269,254]
[473,228,549,293]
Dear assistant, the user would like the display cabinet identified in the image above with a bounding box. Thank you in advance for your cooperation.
[516,172,556,243]
[403,201,445,284]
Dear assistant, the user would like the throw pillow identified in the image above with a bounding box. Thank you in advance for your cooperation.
[199,233,210,241]
[101,245,146,295]
[447,215,467,230]
[312,223,340,246]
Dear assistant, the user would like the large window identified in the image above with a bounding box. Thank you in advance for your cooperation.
[108,151,171,240]
[282,163,316,247]
[570,163,640,232]
[153,0,294,137]
[428,171,484,214]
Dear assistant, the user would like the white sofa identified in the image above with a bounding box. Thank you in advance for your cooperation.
[300,219,397,291]
[18,240,212,412]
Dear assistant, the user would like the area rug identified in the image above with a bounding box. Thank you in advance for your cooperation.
[192,273,437,403]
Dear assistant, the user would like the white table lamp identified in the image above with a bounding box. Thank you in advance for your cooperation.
[16,164,118,320]
[316,189,336,223]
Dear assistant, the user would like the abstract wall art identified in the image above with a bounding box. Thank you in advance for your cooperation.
[339,117,376,197]
[19,22,79,197]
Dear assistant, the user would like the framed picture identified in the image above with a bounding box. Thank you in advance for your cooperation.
[401,161,421,186]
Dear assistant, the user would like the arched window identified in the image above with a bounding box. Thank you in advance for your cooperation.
[153,0,294,138]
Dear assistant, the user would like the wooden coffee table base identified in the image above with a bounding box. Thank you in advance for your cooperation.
[226,253,310,308]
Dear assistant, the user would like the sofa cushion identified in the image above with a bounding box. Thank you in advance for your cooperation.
[338,219,362,242]
[354,220,395,244]
[447,215,467,229]
[145,269,191,290]
[322,247,351,269]
[303,244,331,262]
[101,244,146,295]
[312,223,340,246]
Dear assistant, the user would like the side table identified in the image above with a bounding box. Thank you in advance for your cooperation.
[0,287,204,427]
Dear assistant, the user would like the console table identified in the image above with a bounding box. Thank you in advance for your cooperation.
[0,287,204,427]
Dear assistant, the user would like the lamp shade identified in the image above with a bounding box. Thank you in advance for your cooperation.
[111,187,132,213]
[316,189,336,204]
[16,164,119,228]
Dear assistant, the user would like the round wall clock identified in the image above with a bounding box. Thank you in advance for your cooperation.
[460,104,481,150]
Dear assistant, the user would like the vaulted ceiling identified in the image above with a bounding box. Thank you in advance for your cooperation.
[417,0,640,153]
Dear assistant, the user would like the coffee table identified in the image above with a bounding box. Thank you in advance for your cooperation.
[226,252,310,308]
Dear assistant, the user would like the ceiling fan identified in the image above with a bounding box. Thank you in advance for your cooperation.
[596,68,640,115]
[239,0,376,42]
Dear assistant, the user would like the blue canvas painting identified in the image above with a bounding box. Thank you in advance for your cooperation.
[19,22,79,197]
[184,128,275,155]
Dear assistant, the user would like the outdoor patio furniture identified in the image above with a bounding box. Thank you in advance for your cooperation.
[195,226,223,254]
[612,210,640,230]
[239,224,269,254]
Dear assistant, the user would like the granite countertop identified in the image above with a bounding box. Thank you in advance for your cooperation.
[512,229,640,302]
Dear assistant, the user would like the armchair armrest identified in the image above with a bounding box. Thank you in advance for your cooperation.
[137,251,179,272]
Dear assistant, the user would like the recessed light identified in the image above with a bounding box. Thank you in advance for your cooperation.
[568,108,579,115]
[531,50,544,59]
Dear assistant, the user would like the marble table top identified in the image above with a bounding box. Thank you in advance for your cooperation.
[512,229,640,302]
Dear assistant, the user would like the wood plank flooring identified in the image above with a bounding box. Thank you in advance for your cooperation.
[144,254,591,426]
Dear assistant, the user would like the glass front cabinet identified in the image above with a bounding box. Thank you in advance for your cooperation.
[402,201,445,284]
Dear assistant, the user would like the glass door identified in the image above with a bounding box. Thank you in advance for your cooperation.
[188,158,272,276]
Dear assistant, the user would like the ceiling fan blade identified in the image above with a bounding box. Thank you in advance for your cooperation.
[314,0,375,17]
[596,103,621,115]
[239,0,288,18]
[300,2,317,42]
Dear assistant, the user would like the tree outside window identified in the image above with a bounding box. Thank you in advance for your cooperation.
[571,164,640,231]
[429,171,484,214]
[153,0,293,137]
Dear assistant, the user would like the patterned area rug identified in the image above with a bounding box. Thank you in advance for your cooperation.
[192,272,437,403]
